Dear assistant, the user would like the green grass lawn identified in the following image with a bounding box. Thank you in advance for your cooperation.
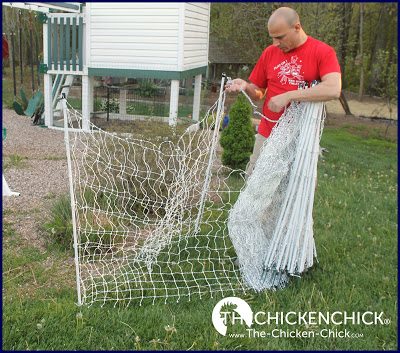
[2,125,397,350]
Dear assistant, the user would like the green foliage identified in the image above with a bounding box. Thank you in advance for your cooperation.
[43,194,73,250]
[372,48,398,108]
[126,101,164,116]
[3,154,28,170]
[210,3,276,62]
[220,95,255,170]
[99,98,119,113]
[136,80,158,97]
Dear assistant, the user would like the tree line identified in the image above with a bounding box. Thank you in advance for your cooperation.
[2,6,44,95]
[2,3,397,103]
[211,2,398,102]
[2,6,43,66]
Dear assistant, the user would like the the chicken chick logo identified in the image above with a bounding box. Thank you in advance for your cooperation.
[212,297,253,336]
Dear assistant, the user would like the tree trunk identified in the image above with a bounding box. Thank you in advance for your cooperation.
[18,11,23,84]
[11,32,17,97]
[35,31,41,88]
[339,92,353,115]
[338,3,353,88]
[358,3,364,100]
[349,5,360,61]
[367,3,389,95]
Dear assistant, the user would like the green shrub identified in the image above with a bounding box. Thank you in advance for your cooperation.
[43,194,73,250]
[220,94,255,170]
[99,98,119,113]
[136,80,158,97]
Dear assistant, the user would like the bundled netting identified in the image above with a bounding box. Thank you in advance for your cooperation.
[63,85,325,306]
[228,100,325,290]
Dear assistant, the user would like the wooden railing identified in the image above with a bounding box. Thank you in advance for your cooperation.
[47,13,84,74]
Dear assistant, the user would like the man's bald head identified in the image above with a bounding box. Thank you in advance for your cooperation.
[267,7,307,53]
[268,7,300,27]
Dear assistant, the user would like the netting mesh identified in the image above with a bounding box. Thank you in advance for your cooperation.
[228,101,326,291]
[63,90,325,306]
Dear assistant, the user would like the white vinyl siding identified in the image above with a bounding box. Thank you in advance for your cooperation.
[87,2,209,72]
[88,2,180,71]
[182,3,210,71]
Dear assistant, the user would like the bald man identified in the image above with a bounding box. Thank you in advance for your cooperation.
[226,7,341,175]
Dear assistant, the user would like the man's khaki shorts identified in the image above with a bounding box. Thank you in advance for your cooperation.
[245,133,267,177]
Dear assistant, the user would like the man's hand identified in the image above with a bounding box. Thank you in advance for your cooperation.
[225,78,248,93]
[225,78,266,101]
[268,92,290,112]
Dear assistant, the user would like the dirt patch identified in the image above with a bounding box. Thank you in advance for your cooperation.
[324,113,397,142]
[326,91,397,120]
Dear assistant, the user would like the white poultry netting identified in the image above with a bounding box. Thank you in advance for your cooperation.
[62,82,325,306]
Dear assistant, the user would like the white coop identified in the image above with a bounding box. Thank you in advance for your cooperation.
[38,2,210,129]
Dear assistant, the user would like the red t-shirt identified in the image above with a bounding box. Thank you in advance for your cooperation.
[249,36,341,138]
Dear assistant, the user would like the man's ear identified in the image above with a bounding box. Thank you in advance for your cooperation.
[294,23,301,31]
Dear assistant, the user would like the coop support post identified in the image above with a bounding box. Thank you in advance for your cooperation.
[43,22,53,127]
[81,75,91,131]
[119,88,127,115]
[119,77,128,116]
[193,74,202,122]
[82,6,94,119]
[89,76,94,116]
[169,79,179,126]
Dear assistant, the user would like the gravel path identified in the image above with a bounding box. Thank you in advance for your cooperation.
[2,109,69,248]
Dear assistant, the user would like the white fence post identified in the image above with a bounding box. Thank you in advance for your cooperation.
[43,21,53,127]
[193,74,202,122]
[169,79,180,126]
[82,75,91,131]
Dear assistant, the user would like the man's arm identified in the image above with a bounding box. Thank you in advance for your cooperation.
[268,72,342,112]
[225,78,266,101]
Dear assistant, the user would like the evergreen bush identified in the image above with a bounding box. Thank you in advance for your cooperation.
[220,94,255,170]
